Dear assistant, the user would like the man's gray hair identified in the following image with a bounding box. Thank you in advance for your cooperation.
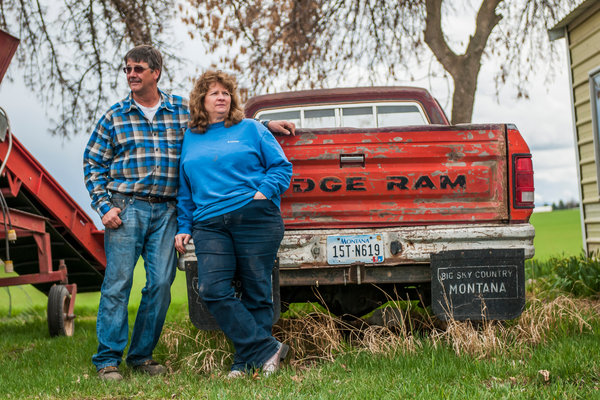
[124,45,163,82]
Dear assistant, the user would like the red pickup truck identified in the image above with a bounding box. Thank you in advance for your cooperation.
[180,87,535,324]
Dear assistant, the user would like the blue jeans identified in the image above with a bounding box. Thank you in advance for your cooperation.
[92,193,177,371]
[192,199,284,371]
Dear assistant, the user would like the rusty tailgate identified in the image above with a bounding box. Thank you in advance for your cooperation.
[277,124,508,229]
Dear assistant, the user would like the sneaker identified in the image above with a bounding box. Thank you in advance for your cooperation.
[97,366,123,381]
[262,343,290,376]
[226,370,245,379]
[132,360,167,376]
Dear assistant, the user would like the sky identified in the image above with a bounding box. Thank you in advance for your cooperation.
[0,5,579,230]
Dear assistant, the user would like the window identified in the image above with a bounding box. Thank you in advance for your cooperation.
[377,105,426,126]
[256,102,428,128]
[591,68,600,193]
[592,71,600,135]
[305,108,336,128]
[257,110,301,128]
[342,107,373,128]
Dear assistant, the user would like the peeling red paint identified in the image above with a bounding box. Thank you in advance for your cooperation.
[274,125,512,229]
[228,88,535,287]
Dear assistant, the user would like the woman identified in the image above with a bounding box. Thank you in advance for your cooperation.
[174,70,293,377]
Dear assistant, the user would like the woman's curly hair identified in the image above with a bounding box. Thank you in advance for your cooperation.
[188,70,244,133]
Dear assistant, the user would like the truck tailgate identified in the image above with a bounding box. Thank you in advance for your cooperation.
[277,124,508,229]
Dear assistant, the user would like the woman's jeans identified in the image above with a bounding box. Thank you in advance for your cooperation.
[192,199,285,371]
[92,193,177,371]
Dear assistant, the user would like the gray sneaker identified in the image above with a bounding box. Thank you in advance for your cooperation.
[226,370,245,379]
[97,366,123,381]
[132,360,167,376]
[262,343,290,376]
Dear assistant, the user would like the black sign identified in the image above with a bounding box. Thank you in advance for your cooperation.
[431,249,525,321]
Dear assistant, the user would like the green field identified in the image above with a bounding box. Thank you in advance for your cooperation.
[0,263,189,315]
[529,208,583,260]
[0,207,585,315]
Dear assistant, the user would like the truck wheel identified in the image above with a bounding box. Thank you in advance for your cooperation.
[47,285,74,337]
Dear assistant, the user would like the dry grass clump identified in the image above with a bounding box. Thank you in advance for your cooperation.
[274,310,347,364]
[431,319,507,358]
[355,323,419,356]
[160,296,599,374]
[274,304,420,363]
[161,322,233,374]
[352,305,423,356]
[431,295,597,359]
[512,295,593,346]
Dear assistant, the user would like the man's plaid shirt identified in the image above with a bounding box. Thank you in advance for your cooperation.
[84,90,189,217]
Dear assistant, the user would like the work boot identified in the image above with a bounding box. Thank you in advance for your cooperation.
[262,343,290,376]
[97,366,123,381]
[132,360,167,376]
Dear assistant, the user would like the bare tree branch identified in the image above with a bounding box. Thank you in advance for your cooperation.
[1,0,178,137]
[184,0,570,123]
[0,0,574,135]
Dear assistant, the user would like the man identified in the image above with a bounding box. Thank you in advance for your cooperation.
[84,45,294,381]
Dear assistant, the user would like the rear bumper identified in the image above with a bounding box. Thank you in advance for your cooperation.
[277,223,534,266]
[178,223,534,286]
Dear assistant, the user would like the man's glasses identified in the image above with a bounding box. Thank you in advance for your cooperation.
[122,65,151,74]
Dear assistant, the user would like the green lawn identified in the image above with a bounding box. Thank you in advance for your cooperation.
[1,298,599,399]
[0,261,189,316]
[529,208,583,260]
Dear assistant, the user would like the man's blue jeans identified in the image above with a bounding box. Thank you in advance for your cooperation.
[192,199,284,371]
[92,193,177,371]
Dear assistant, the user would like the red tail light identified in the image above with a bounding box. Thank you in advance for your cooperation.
[513,154,534,208]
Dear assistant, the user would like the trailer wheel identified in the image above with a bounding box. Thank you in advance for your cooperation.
[47,285,74,337]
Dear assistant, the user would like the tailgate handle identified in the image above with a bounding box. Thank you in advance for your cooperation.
[339,153,365,167]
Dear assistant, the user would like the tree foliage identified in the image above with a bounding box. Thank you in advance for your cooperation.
[0,0,574,136]
[184,0,572,123]
[0,0,176,137]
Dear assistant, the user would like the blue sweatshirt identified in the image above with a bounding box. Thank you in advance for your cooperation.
[176,119,292,235]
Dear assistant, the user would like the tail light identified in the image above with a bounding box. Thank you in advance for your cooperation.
[513,154,534,208]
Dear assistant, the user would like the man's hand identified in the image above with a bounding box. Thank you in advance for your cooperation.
[267,120,295,136]
[175,233,192,254]
[102,207,122,229]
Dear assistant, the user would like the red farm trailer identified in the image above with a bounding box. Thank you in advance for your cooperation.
[0,29,106,336]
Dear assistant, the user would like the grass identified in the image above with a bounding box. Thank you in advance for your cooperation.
[1,297,599,399]
[0,260,189,316]
[0,207,597,399]
[530,208,582,260]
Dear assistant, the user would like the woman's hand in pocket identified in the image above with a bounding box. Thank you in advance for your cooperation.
[253,191,267,200]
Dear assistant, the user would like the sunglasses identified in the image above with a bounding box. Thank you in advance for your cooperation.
[122,65,151,74]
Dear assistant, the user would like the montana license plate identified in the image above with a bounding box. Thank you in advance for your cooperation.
[326,234,385,265]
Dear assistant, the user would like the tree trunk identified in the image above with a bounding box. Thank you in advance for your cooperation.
[424,0,502,124]
[449,62,481,124]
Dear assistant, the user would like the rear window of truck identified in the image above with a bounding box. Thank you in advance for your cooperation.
[255,102,428,128]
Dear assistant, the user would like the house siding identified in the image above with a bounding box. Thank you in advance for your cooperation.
[566,1,600,253]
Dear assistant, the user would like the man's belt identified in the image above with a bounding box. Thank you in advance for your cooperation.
[111,191,175,203]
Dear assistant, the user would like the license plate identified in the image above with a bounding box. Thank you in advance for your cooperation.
[326,234,385,265]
